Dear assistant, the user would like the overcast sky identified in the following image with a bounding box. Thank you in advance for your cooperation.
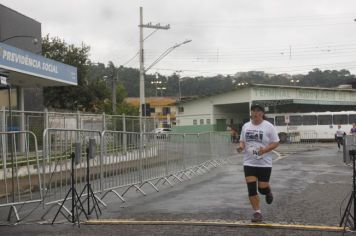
[2,0,356,77]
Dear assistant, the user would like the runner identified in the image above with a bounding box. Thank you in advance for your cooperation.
[335,125,346,150]
[237,104,280,222]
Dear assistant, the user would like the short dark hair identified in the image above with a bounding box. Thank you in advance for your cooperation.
[250,104,265,112]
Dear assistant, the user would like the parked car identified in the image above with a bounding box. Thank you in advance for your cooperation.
[154,128,172,138]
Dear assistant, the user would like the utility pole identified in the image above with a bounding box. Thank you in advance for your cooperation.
[112,69,117,113]
[175,70,182,101]
[138,6,169,119]
[138,6,169,183]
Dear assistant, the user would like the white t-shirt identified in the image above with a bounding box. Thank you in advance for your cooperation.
[335,128,345,137]
[240,120,280,167]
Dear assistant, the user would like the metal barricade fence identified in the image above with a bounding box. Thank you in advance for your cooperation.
[300,130,318,144]
[99,131,234,201]
[100,131,141,195]
[35,128,235,216]
[42,129,102,206]
[343,135,356,165]
[163,133,185,177]
[0,108,156,135]
[0,131,41,221]
[100,131,185,199]
[283,130,318,144]
[183,133,202,168]
[209,132,234,159]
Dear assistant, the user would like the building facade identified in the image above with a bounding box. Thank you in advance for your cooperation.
[125,97,177,128]
[175,84,356,133]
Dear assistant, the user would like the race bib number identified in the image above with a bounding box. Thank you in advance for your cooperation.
[246,145,263,159]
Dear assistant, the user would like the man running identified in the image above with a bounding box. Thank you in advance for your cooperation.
[335,125,346,150]
[237,104,279,222]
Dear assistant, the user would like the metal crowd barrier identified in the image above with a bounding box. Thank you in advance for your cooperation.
[283,130,318,144]
[0,108,156,135]
[99,132,232,202]
[0,128,235,221]
[0,131,41,221]
[41,129,103,218]
[343,135,356,165]
[300,130,318,143]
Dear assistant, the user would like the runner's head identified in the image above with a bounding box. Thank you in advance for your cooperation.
[250,104,265,124]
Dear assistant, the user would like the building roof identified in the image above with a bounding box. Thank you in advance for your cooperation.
[178,83,356,104]
[125,97,177,107]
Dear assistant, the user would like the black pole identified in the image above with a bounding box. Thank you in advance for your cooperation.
[353,152,356,230]
[86,148,90,215]
[71,152,75,223]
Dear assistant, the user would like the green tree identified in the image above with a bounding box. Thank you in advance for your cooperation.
[42,35,92,110]
[301,68,355,87]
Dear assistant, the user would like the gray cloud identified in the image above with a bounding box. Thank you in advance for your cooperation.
[2,0,356,76]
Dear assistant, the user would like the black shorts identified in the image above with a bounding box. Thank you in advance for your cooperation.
[244,165,272,182]
[336,137,343,143]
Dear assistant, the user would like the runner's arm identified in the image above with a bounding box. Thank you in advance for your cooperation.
[258,142,279,155]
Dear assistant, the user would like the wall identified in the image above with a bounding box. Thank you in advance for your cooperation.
[0,4,43,111]
[176,87,251,132]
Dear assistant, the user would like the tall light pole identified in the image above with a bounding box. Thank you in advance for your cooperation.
[139,7,170,119]
[138,7,191,124]
[290,79,300,86]
[151,73,161,96]
[112,69,118,113]
[175,70,182,101]
[157,86,166,96]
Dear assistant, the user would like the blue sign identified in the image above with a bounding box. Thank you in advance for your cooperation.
[0,42,77,85]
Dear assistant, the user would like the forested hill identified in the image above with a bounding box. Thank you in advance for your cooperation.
[89,66,356,98]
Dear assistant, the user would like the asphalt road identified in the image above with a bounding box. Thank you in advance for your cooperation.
[1,143,356,235]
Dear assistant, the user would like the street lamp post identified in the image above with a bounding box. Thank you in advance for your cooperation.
[139,7,170,121]
[0,35,39,44]
[112,70,117,113]
[175,70,182,101]
[178,78,182,101]
[157,86,166,96]
[290,79,300,86]
[144,40,192,72]
[151,73,162,97]
[138,6,191,120]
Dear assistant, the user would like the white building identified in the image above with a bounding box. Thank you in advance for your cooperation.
[175,83,356,133]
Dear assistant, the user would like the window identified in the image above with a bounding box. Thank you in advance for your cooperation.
[178,106,184,113]
[200,119,204,125]
[302,115,317,125]
[333,114,348,125]
[162,107,171,115]
[318,115,332,125]
[275,116,286,126]
[265,117,274,125]
[193,119,197,125]
[206,119,211,125]
[289,115,302,126]
[350,114,356,124]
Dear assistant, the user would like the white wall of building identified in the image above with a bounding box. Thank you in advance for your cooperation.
[177,87,251,127]
[177,97,214,126]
